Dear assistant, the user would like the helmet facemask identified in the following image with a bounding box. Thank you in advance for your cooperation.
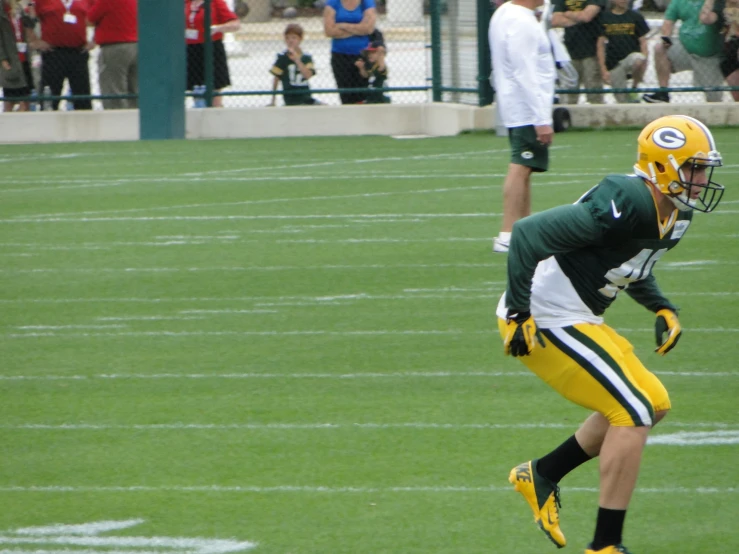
[661,153,724,213]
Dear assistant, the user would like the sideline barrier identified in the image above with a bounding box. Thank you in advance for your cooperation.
[0,103,737,144]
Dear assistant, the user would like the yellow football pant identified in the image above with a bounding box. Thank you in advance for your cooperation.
[498,319,670,427]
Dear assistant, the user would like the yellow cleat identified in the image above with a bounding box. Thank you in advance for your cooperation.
[585,545,632,554]
[508,460,566,548]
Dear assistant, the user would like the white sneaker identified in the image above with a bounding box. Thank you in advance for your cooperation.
[493,236,509,253]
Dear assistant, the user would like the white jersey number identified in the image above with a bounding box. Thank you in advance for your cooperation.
[599,248,668,298]
[288,65,306,87]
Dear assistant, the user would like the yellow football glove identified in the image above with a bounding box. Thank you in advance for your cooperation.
[504,310,545,357]
[655,308,681,355]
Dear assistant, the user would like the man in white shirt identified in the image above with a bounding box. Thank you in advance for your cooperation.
[489,0,556,253]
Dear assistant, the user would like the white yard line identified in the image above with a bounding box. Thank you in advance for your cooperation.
[11,520,146,536]
[0,422,580,430]
[177,149,518,177]
[95,316,207,321]
[3,174,586,214]
[4,330,487,338]
[0,484,735,494]
[0,370,734,381]
[0,293,499,304]
[1,240,739,252]
[5,328,739,339]
[0,178,506,195]
[648,430,739,445]
[3,170,584,219]
[0,153,96,163]
[0,287,735,303]
[0,422,734,431]
[2,264,739,276]
[176,309,281,314]
[0,533,256,554]
[1,213,500,224]
[0,371,528,381]
[1,263,502,273]
[14,325,126,330]
[273,238,492,244]
[3,210,739,224]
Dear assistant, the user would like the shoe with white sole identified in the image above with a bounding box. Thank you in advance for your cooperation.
[493,236,509,253]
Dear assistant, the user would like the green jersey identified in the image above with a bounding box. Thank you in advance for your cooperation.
[366,63,390,104]
[270,50,317,106]
[499,174,690,328]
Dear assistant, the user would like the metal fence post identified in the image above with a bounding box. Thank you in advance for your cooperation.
[138,0,186,140]
[476,0,493,106]
[430,0,443,102]
[204,0,214,108]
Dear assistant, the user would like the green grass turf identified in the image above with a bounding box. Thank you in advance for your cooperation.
[0,129,737,554]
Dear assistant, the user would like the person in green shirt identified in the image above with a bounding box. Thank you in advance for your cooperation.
[643,0,725,102]
[269,24,320,106]
[500,115,725,554]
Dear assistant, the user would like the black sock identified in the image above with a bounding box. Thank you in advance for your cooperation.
[535,434,592,483]
[591,507,626,550]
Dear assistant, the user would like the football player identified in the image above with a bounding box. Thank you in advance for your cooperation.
[498,115,724,554]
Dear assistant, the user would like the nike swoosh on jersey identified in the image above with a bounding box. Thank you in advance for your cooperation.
[611,199,622,218]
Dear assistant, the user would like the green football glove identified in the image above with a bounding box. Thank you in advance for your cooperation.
[504,310,545,357]
[655,308,681,355]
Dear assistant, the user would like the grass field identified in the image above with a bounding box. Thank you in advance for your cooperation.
[0,129,737,554]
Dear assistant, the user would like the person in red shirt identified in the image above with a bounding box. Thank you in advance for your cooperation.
[0,0,35,111]
[87,0,137,110]
[34,0,92,110]
[185,0,240,108]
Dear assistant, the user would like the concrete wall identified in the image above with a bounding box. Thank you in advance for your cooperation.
[565,103,739,128]
[1,102,737,144]
[0,110,139,143]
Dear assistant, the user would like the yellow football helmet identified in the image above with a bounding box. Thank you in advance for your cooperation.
[634,115,724,212]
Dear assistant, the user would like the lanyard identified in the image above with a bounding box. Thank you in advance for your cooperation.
[188,0,203,27]
[61,0,74,12]
[12,13,22,41]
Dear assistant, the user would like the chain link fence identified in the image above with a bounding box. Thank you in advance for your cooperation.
[1,0,737,111]
[220,0,432,107]
[546,0,736,104]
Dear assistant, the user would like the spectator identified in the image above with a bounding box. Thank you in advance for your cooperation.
[355,39,389,103]
[323,0,376,104]
[0,0,33,111]
[643,0,725,103]
[34,0,92,110]
[596,0,649,103]
[269,23,319,106]
[87,0,137,110]
[185,0,240,108]
[551,0,606,104]
[720,0,739,101]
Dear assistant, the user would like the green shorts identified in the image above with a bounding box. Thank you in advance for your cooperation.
[508,125,549,172]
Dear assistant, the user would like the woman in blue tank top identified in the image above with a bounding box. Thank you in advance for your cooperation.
[323,0,376,104]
